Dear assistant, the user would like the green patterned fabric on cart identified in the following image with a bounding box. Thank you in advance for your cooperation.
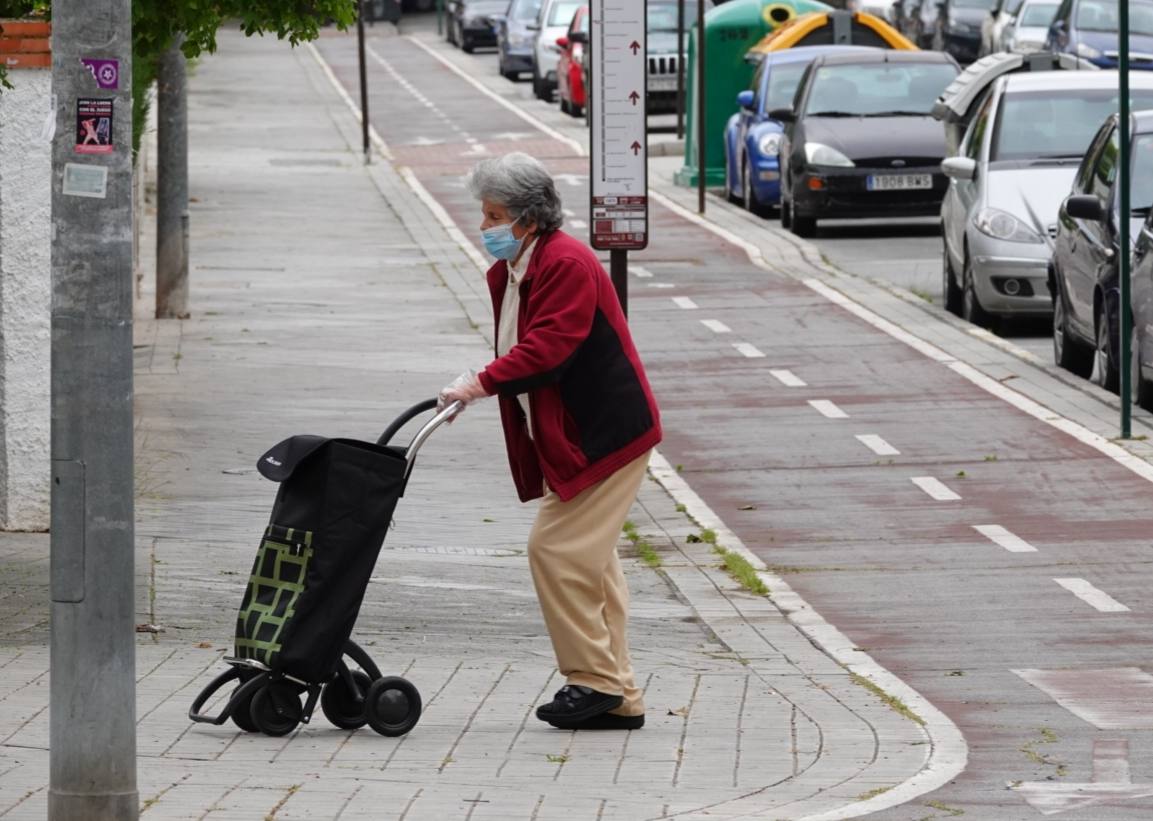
[234,525,314,667]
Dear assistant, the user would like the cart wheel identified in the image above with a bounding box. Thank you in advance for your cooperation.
[250,682,303,737]
[365,676,422,737]
[321,671,373,730]
[230,684,260,733]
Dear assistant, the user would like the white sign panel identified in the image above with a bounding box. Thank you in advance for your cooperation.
[589,0,648,250]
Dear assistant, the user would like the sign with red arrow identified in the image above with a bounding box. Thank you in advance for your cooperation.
[589,0,648,251]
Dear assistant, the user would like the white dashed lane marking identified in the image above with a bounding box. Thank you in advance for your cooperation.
[733,342,765,358]
[700,319,731,334]
[910,476,961,501]
[808,399,849,419]
[973,524,1037,553]
[671,297,697,310]
[855,434,900,456]
[769,369,806,387]
[629,265,654,278]
[1054,578,1131,613]
[647,283,675,289]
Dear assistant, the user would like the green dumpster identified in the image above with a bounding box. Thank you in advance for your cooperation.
[675,0,831,188]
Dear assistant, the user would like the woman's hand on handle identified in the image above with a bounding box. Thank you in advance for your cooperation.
[437,369,489,419]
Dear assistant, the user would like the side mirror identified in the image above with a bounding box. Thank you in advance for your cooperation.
[941,156,977,180]
[570,30,588,44]
[768,107,796,123]
[1066,193,1105,221]
[737,90,756,110]
[556,36,569,48]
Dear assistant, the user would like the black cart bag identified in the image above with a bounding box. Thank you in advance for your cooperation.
[189,398,458,737]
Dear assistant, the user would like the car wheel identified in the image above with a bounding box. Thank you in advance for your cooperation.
[744,160,770,218]
[462,35,476,53]
[1053,284,1094,377]
[724,141,737,204]
[780,188,793,230]
[942,239,963,315]
[1132,326,1153,410]
[790,204,816,237]
[1093,306,1120,393]
[532,69,549,101]
[962,253,994,329]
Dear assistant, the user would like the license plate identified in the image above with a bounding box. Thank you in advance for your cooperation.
[866,174,932,191]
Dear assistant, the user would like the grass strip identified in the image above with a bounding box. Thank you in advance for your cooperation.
[849,673,925,727]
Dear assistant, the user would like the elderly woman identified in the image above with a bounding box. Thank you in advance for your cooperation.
[439,152,662,730]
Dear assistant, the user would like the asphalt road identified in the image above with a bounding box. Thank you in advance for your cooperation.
[315,16,1153,820]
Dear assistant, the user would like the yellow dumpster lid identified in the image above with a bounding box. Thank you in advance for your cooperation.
[746,10,917,56]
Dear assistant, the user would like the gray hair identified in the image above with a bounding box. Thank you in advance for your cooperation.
[466,153,564,233]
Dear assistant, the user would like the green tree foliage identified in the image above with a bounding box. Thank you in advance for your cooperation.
[2,1,357,149]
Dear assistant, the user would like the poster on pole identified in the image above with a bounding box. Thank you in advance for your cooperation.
[589,0,648,251]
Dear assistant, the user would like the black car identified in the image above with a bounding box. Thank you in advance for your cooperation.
[938,0,999,62]
[446,0,509,52]
[772,50,960,237]
[1052,111,1153,394]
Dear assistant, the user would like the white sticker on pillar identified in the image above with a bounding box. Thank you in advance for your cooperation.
[62,163,108,199]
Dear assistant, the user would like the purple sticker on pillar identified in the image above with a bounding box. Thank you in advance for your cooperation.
[81,58,119,90]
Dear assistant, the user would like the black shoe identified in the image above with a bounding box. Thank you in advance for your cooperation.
[535,685,623,725]
[548,712,644,730]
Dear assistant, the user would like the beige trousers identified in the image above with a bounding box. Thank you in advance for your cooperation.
[527,450,652,717]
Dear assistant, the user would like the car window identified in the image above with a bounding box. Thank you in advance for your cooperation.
[512,0,542,20]
[1076,0,1153,35]
[1019,2,1059,25]
[963,93,995,161]
[992,87,1153,161]
[764,63,807,113]
[1132,134,1153,214]
[804,63,958,117]
[546,0,581,25]
[1090,126,1119,201]
[953,0,997,8]
[1074,123,1110,192]
[649,1,701,30]
[1005,0,1026,13]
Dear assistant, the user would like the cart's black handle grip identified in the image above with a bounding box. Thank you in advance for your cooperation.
[377,398,439,447]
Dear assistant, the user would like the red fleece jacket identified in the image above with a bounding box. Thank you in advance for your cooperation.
[477,230,661,502]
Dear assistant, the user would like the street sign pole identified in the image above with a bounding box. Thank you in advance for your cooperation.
[696,0,705,214]
[589,0,649,317]
[357,0,372,164]
[676,0,685,140]
[50,1,139,818]
[1120,0,1132,438]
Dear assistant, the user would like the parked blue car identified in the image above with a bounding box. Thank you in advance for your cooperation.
[1045,0,1153,69]
[723,46,879,217]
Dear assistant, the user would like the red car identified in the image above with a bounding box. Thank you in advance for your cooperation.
[556,5,588,117]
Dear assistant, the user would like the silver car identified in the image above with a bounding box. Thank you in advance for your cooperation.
[940,71,1153,325]
[530,0,582,100]
[1001,0,1059,52]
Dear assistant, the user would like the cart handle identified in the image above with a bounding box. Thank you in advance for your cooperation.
[376,398,465,482]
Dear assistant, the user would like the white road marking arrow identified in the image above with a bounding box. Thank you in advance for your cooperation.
[1015,739,1153,816]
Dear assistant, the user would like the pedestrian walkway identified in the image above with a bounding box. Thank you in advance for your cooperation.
[0,30,943,821]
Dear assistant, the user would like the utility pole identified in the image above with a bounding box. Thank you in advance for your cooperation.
[50,1,138,819]
[156,34,190,319]
[676,0,685,140]
[696,0,706,214]
[358,0,371,163]
[1119,0,1133,438]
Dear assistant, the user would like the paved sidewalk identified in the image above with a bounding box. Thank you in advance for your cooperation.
[0,32,940,821]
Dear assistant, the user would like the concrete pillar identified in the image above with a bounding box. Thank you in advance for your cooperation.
[0,51,52,532]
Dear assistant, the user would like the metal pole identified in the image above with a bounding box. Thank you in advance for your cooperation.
[438,0,445,36]
[696,0,705,213]
[357,0,371,163]
[676,0,685,140]
[611,249,628,316]
[1120,0,1132,437]
[156,35,189,319]
[50,1,138,818]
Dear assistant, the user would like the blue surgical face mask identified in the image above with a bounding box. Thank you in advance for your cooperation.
[481,219,525,261]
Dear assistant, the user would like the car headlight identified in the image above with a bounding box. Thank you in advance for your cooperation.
[974,208,1043,243]
[804,142,854,167]
[758,133,782,156]
[1076,41,1103,59]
